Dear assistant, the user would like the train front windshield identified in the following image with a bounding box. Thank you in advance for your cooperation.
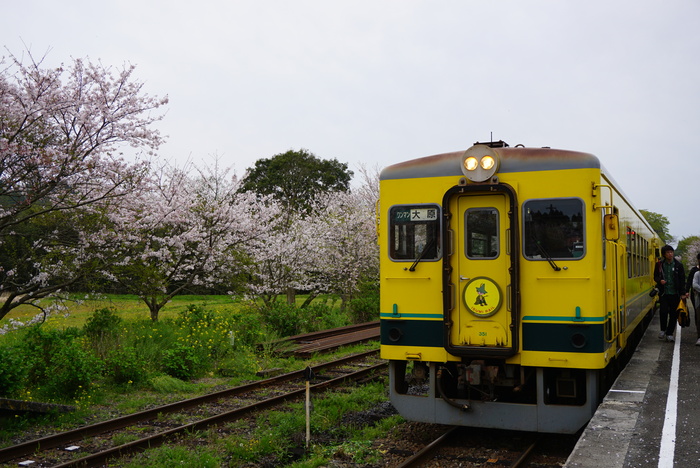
[523,198,585,260]
[389,204,440,261]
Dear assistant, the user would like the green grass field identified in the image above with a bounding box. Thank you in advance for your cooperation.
[2,294,244,329]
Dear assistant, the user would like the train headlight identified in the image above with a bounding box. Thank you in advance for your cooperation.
[481,155,495,170]
[464,156,479,171]
[461,145,500,182]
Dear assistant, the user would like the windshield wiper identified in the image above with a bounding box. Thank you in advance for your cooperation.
[408,237,437,272]
[535,240,561,271]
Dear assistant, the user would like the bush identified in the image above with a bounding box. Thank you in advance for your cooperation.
[348,278,380,323]
[162,343,202,380]
[47,340,104,397]
[259,302,306,336]
[20,326,103,399]
[177,304,216,328]
[306,301,349,330]
[258,299,350,337]
[84,307,123,358]
[105,346,150,385]
[0,345,27,397]
[83,307,123,339]
[1,291,375,403]
[173,304,237,370]
[126,320,177,367]
[230,308,266,348]
[22,326,77,385]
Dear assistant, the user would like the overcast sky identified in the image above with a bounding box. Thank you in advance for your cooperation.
[4,1,699,241]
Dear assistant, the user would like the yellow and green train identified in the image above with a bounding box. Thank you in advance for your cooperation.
[379,140,659,433]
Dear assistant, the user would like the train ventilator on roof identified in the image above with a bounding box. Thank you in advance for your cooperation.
[460,144,500,182]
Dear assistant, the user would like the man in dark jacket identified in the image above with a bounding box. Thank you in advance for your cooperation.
[654,245,688,342]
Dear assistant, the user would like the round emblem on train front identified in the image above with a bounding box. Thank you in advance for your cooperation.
[462,277,502,318]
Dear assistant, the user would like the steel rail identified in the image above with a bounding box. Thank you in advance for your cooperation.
[396,427,540,468]
[395,425,459,468]
[509,438,539,468]
[293,327,380,356]
[269,321,379,344]
[263,321,380,356]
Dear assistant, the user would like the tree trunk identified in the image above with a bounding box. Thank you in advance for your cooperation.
[286,287,296,305]
[300,291,319,308]
[340,293,350,313]
[145,296,160,321]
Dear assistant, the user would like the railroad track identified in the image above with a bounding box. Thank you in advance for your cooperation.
[264,320,380,356]
[392,426,575,467]
[0,350,385,467]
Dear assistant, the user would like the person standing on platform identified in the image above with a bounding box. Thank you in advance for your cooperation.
[654,245,687,342]
[687,253,700,346]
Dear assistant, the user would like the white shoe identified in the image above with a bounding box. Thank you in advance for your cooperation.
[658,331,666,339]
[666,335,675,342]
[695,338,700,346]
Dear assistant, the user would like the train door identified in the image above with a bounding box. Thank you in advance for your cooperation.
[616,245,627,347]
[449,193,515,352]
[604,241,627,346]
[604,241,619,341]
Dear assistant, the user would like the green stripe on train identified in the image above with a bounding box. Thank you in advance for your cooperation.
[381,320,608,353]
[380,319,444,347]
[522,322,607,353]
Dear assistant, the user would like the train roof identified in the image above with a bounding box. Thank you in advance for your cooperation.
[379,145,656,237]
[379,146,600,181]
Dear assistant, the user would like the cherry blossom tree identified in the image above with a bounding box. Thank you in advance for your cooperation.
[0,50,167,322]
[308,164,380,308]
[98,160,281,321]
[245,209,323,306]
[244,165,379,309]
[307,190,379,309]
[680,237,700,268]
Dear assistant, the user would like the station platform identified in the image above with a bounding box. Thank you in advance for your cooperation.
[565,306,700,468]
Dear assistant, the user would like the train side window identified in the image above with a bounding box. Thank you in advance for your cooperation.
[389,205,441,261]
[523,198,585,260]
[465,208,499,259]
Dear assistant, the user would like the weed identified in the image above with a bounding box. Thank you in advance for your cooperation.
[111,432,139,446]
[120,443,221,467]
[148,375,197,394]
[221,379,390,466]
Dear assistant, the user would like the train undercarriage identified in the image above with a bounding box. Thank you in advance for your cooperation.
[389,359,602,433]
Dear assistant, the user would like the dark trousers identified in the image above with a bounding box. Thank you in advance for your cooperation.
[693,294,700,339]
[659,293,681,336]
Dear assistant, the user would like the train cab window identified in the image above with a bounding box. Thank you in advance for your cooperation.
[389,204,440,261]
[465,208,499,259]
[523,198,585,260]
